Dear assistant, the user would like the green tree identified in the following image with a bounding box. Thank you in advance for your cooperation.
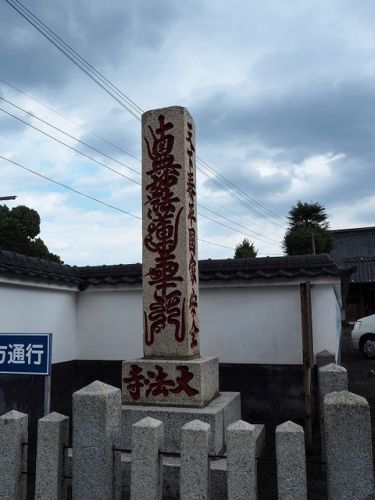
[234,238,258,258]
[282,201,332,255]
[0,204,62,263]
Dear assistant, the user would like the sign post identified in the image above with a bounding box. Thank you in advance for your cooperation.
[0,333,52,415]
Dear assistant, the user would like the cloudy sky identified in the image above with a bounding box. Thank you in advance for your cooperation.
[1,0,374,265]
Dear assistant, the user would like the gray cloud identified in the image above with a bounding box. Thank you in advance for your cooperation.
[1,0,375,263]
[0,0,196,92]
[194,79,375,159]
[192,75,375,214]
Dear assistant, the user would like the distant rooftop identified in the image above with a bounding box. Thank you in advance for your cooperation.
[330,226,375,260]
[0,250,350,289]
[330,226,375,283]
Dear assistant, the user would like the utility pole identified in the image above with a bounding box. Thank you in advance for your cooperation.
[311,231,316,255]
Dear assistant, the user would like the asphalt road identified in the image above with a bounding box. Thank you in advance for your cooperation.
[341,325,375,463]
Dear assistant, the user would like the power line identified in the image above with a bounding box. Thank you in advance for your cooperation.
[0,106,141,186]
[0,81,282,235]
[1,105,280,248]
[0,155,141,219]
[0,101,283,248]
[0,95,141,177]
[0,155,237,252]
[0,146,282,250]
[5,0,144,118]
[4,0,288,232]
[198,239,233,251]
[197,164,284,228]
[198,212,281,248]
[0,77,141,163]
[2,90,280,245]
[199,204,280,245]
[197,155,286,225]
[197,162,285,228]
[3,0,142,120]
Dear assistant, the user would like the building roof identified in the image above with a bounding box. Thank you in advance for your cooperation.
[330,227,375,260]
[198,254,347,282]
[330,227,375,283]
[0,250,80,285]
[0,249,351,289]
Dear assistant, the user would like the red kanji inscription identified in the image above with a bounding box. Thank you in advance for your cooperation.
[145,365,175,397]
[144,115,185,345]
[189,256,197,285]
[123,364,200,399]
[123,364,146,401]
[186,121,199,349]
[189,228,196,255]
[170,366,199,396]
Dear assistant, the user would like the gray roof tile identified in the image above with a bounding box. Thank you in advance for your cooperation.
[329,227,375,283]
[0,250,351,288]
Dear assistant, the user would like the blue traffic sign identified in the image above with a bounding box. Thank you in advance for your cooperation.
[0,333,52,375]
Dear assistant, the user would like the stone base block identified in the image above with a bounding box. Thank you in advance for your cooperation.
[122,356,218,407]
[120,392,240,455]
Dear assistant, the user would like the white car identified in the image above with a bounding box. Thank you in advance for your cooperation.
[351,314,375,359]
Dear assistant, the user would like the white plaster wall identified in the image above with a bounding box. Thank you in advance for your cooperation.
[76,281,341,364]
[0,283,77,363]
[76,289,143,360]
[311,284,342,361]
[200,285,303,363]
[0,278,342,365]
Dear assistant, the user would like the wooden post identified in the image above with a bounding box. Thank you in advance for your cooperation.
[300,281,314,453]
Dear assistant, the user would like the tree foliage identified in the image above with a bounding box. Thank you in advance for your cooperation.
[282,201,332,255]
[234,238,258,258]
[0,204,62,263]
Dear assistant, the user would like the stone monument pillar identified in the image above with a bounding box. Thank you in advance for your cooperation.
[142,107,199,359]
[122,106,218,408]
[121,106,240,453]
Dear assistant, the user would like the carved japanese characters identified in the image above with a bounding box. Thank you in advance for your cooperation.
[142,107,200,358]
[122,106,218,408]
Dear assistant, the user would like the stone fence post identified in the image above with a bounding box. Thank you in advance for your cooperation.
[316,350,335,368]
[35,412,69,500]
[0,410,28,500]
[180,420,211,500]
[318,363,347,409]
[227,420,257,500]
[318,363,348,460]
[276,421,307,500]
[72,381,121,500]
[130,417,164,500]
[324,391,374,500]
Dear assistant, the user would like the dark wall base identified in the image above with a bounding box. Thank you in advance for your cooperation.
[0,360,313,435]
[219,363,309,425]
